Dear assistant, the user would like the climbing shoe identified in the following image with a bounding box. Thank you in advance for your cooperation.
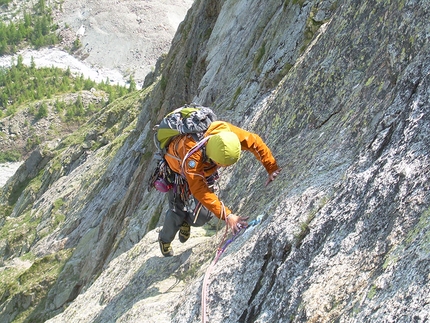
[179,221,191,243]
[158,239,174,257]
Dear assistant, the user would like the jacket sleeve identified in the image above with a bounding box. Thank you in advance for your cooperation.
[182,152,232,219]
[227,123,279,174]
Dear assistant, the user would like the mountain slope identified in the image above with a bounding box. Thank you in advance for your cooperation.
[1,0,429,322]
[54,0,194,86]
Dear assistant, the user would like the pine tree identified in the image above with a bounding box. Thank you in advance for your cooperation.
[0,39,6,56]
[16,55,24,69]
[30,57,36,70]
[128,75,137,92]
[36,103,48,119]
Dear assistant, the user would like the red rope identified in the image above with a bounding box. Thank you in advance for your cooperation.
[201,205,229,323]
[201,205,248,322]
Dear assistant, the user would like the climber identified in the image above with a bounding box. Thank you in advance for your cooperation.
[158,120,281,257]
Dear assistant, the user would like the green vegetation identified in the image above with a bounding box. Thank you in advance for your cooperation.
[148,204,163,231]
[203,27,213,41]
[7,176,32,205]
[405,206,430,246]
[294,217,312,247]
[233,86,242,102]
[0,249,73,323]
[36,102,48,119]
[0,0,59,55]
[0,1,144,315]
[229,86,242,110]
[52,198,64,212]
[383,206,430,270]
[0,210,40,254]
[0,55,131,121]
[292,0,307,6]
[365,76,375,87]
[160,74,168,91]
[261,60,293,90]
[0,204,13,217]
[295,196,330,247]
[71,37,82,52]
[300,7,325,53]
[0,149,21,162]
[25,131,42,152]
[367,284,377,299]
[253,41,266,70]
[128,75,137,92]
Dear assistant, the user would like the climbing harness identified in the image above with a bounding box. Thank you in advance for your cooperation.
[201,207,263,323]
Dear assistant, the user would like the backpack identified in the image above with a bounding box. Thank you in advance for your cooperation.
[147,103,217,193]
[154,103,217,151]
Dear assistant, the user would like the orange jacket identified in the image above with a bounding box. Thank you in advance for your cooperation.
[165,121,279,219]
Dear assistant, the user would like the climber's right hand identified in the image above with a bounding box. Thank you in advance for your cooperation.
[226,214,249,234]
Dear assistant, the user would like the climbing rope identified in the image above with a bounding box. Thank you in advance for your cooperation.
[201,207,262,323]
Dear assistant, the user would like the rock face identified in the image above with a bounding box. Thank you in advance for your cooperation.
[1,0,429,322]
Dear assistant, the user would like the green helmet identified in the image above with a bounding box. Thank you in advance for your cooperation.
[206,131,241,166]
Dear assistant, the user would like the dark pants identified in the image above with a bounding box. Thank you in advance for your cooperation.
[159,189,213,243]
